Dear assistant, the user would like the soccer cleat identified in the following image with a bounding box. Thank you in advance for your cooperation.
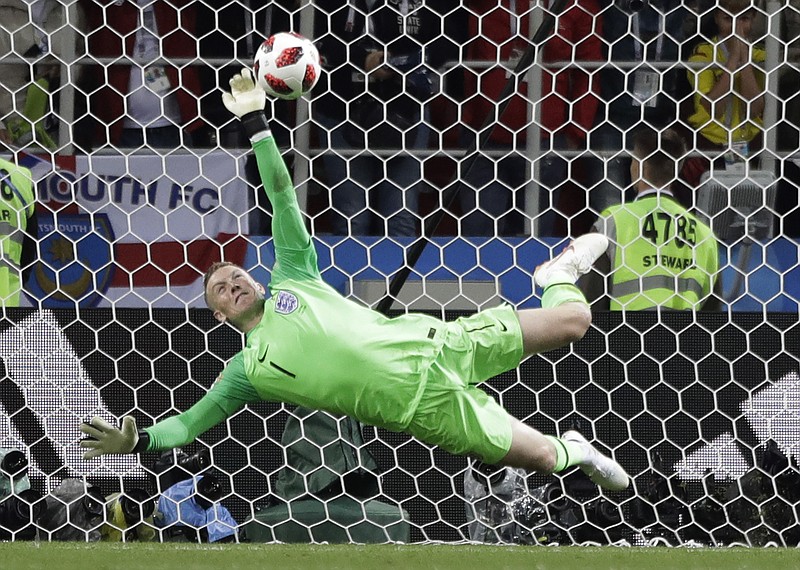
[562,430,630,492]
[533,233,609,289]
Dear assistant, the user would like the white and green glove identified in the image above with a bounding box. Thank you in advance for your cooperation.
[222,68,270,140]
[79,416,140,459]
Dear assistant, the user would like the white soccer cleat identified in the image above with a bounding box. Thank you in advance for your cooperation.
[562,430,630,492]
[533,233,609,289]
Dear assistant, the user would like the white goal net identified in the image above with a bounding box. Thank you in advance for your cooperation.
[0,0,799,546]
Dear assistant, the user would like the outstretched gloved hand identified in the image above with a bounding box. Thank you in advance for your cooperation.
[80,416,139,459]
[222,68,266,119]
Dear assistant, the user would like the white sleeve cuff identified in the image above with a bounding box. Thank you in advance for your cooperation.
[249,129,272,143]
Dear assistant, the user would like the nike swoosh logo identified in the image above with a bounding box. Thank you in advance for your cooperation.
[257,345,269,363]
[552,243,575,263]
[500,322,508,332]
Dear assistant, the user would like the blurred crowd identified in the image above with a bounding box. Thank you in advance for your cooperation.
[1,0,799,240]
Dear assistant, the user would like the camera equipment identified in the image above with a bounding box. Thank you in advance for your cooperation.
[152,447,212,491]
[465,460,577,545]
[194,474,223,511]
[591,498,622,527]
[178,448,211,473]
[101,488,157,542]
[470,460,508,490]
[157,474,233,543]
[82,485,105,519]
[119,487,156,527]
[0,449,31,502]
[573,497,625,545]
[0,488,44,540]
[0,450,28,479]
[40,479,105,541]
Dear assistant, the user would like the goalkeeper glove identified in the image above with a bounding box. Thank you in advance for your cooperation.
[80,416,140,459]
[221,68,269,140]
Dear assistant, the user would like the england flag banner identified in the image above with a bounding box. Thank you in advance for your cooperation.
[24,151,252,308]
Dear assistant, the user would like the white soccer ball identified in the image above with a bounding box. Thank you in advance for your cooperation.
[253,32,321,100]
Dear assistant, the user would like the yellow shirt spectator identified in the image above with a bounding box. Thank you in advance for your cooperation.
[687,39,766,146]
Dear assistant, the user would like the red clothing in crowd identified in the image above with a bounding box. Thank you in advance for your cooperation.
[463,0,603,146]
[83,0,203,146]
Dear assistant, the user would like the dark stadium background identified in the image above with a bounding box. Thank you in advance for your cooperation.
[3,309,797,542]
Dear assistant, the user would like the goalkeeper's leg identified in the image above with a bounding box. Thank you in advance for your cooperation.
[500,418,629,492]
[516,232,609,356]
[505,234,628,490]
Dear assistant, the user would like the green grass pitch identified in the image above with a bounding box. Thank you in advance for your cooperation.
[3,543,800,570]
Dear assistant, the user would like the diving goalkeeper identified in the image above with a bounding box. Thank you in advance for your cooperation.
[80,69,629,492]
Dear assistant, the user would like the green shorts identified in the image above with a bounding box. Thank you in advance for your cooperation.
[405,305,524,464]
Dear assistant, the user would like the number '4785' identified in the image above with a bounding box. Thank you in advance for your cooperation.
[641,212,696,247]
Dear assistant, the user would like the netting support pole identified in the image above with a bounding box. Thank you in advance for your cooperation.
[376,0,567,314]
[57,1,80,155]
[762,1,782,175]
[290,0,316,213]
[525,6,544,236]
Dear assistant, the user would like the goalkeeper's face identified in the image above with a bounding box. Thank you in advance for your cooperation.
[205,265,266,332]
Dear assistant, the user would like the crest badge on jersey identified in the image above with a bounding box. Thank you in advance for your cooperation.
[274,291,299,314]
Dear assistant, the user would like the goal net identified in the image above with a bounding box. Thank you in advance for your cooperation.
[0,0,799,546]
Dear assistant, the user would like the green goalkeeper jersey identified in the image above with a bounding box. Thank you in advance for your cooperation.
[144,134,445,452]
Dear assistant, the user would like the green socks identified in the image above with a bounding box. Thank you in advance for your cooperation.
[544,435,587,472]
[541,283,588,309]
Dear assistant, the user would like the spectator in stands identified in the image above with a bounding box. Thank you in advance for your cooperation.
[681,0,766,188]
[458,0,533,237]
[580,126,722,311]
[80,0,205,151]
[0,156,37,307]
[590,0,691,213]
[197,0,298,236]
[196,0,299,150]
[313,0,450,237]
[459,0,603,237]
[539,0,603,237]
[81,68,630,496]
[0,0,86,151]
[776,1,800,237]
[310,1,368,233]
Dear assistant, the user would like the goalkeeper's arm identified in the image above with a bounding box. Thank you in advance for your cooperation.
[80,357,257,459]
[79,394,231,458]
[223,68,310,252]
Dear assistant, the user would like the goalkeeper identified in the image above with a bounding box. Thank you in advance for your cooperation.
[81,69,629,492]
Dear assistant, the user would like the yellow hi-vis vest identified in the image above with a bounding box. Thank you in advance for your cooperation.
[0,157,35,307]
[597,191,719,310]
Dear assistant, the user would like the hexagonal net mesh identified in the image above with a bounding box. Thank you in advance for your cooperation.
[0,0,799,547]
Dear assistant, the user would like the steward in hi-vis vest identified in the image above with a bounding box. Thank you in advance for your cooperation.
[580,126,722,311]
[593,189,719,310]
[0,157,37,307]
